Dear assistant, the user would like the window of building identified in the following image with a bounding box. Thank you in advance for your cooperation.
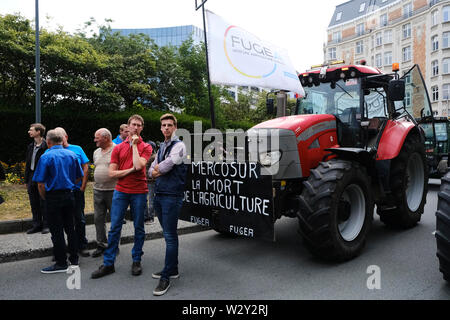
[403,23,411,39]
[376,54,382,67]
[380,14,388,26]
[444,84,450,100]
[444,6,450,22]
[432,10,439,26]
[405,90,412,107]
[403,3,413,18]
[443,32,450,48]
[333,31,342,43]
[384,51,392,66]
[444,58,450,74]
[403,46,412,62]
[359,3,366,13]
[432,35,439,51]
[432,86,439,102]
[328,47,336,60]
[356,41,364,54]
[356,23,365,36]
[404,73,412,84]
[384,29,393,43]
[432,60,439,76]
[336,12,342,21]
[376,32,383,46]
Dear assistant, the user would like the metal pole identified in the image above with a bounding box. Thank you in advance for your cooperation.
[196,0,216,128]
[35,0,41,123]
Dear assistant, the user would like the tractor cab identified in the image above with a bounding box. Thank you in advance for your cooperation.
[297,61,435,153]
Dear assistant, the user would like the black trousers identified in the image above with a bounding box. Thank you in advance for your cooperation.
[73,189,88,250]
[46,191,78,266]
[27,181,47,229]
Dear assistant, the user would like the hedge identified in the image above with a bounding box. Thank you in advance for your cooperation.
[0,106,255,164]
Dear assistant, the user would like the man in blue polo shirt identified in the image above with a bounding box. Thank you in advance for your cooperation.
[33,129,83,273]
[55,127,90,257]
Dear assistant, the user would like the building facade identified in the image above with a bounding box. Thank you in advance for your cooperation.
[325,0,450,116]
[112,25,204,47]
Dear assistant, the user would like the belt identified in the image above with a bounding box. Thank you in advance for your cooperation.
[47,189,72,194]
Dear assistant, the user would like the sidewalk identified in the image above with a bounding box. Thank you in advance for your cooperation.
[0,216,209,264]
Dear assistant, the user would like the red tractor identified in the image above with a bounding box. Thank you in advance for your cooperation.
[251,61,433,261]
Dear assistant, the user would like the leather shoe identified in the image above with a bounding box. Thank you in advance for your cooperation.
[26,226,42,234]
[131,261,142,276]
[91,264,115,279]
[91,247,105,258]
[41,227,50,234]
[79,248,90,257]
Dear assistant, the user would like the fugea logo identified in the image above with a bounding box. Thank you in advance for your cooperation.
[66,265,81,290]
[366,265,381,290]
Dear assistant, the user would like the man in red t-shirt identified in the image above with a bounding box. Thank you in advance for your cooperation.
[91,114,152,279]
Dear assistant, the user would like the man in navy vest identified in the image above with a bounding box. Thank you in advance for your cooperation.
[149,113,187,296]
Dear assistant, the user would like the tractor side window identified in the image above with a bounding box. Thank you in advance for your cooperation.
[365,89,387,118]
[396,65,433,119]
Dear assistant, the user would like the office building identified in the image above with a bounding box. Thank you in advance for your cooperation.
[325,0,450,116]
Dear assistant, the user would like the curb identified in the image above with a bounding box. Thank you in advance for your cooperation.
[0,211,130,235]
[0,224,210,264]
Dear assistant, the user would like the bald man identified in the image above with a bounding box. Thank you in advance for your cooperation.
[92,128,117,257]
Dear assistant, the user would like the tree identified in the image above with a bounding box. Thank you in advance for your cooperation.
[88,24,158,110]
[0,14,35,107]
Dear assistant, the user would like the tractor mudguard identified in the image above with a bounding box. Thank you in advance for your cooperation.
[376,120,418,160]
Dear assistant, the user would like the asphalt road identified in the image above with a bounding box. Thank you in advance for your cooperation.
[0,179,449,301]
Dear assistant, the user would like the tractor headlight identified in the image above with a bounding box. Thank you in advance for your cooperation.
[259,151,282,166]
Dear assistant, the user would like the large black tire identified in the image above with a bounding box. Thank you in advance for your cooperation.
[377,134,428,228]
[298,159,374,262]
[436,172,450,282]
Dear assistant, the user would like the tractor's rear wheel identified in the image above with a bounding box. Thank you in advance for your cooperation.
[377,134,428,228]
[436,172,450,282]
[298,159,374,262]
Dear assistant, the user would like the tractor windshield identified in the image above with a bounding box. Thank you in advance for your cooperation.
[435,123,448,142]
[297,79,361,123]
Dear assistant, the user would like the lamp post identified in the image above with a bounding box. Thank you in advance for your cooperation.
[35,0,41,123]
[195,0,216,128]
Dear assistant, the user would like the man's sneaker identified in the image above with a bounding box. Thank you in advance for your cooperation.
[91,247,105,258]
[152,270,179,279]
[91,264,115,279]
[41,264,68,274]
[131,261,142,276]
[153,279,170,296]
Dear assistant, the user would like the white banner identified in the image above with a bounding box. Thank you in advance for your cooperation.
[206,10,304,96]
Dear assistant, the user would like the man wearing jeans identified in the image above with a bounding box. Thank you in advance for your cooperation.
[149,113,187,296]
[91,114,152,279]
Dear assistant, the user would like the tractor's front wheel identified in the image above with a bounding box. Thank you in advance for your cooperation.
[377,134,428,228]
[298,159,374,262]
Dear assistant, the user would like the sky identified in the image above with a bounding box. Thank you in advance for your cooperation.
[0,0,344,72]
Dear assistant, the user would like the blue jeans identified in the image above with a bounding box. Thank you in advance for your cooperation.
[103,190,146,266]
[144,182,155,220]
[154,195,184,280]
